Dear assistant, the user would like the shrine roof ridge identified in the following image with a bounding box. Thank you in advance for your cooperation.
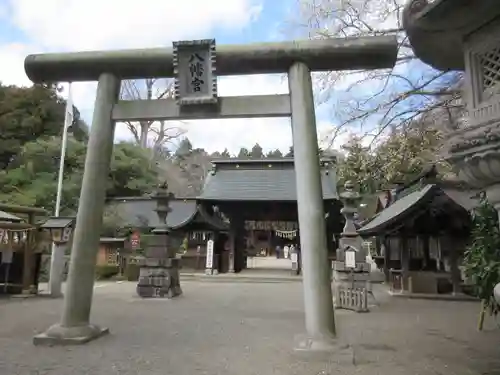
[106,196,197,202]
[211,157,337,165]
[24,36,397,83]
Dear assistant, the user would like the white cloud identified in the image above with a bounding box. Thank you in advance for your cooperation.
[6,0,262,51]
[0,43,33,86]
[0,0,343,154]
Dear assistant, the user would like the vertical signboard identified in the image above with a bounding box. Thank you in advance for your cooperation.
[173,39,218,106]
[206,239,214,270]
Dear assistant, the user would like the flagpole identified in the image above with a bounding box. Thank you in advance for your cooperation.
[54,82,72,216]
[49,82,72,297]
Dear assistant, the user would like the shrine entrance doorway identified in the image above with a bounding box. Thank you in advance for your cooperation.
[197,158,343,274]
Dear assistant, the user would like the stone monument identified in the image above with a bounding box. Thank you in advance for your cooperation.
[25,36,397,346]
[403,0,500,308]
[136,182,182,298]
[333,181,371,312]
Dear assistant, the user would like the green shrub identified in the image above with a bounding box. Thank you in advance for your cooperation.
[463,196,500,317]
[95,265,119,280]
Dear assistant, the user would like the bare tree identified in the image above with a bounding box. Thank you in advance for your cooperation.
[290,0,464,146]
[120,79,186,155]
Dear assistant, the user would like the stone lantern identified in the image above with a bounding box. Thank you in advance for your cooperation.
[333,181,370,288]
[403,0,500,300]
[403,0,500,211]
[153,181,173,234]
[136,181,182,298]
[40,216,75,298]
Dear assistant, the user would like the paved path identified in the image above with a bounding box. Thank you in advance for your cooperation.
[1,282,499,374]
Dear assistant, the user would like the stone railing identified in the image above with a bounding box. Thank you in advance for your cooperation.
[335,286,369,312]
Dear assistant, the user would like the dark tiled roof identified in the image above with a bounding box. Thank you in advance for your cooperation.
[0,210,23,222]
[198,158,338,201]
[40,217,74,229]
[110,198,198,229]
[358,184,477,236]
[358,185,437,236]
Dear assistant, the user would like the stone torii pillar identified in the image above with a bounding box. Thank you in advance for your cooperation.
[27,37,397,347]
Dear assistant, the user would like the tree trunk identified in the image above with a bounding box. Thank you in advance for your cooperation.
[139,124,148,148]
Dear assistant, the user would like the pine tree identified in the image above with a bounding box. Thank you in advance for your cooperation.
[463,195,500,327]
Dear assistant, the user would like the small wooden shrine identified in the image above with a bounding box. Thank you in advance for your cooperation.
[0,203,48,295]
[358,166,477,295]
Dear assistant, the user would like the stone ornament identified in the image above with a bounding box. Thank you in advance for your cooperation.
[136,181,182,299]
[456,149,500,188]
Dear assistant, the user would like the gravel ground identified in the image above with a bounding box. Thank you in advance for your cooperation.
[0,281,499,375]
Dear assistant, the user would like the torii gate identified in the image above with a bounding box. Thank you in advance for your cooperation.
[27,36,397,348]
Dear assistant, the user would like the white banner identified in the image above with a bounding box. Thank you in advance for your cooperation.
[206,240,214,269]
[345,251,356,269]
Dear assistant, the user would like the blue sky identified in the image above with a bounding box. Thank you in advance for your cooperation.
[0,0,415,154]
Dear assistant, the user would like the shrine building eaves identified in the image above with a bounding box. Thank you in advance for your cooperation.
[211,157,337,166]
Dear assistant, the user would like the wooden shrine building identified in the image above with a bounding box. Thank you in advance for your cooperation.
[107,197,228,271]
[109,157,344,274]
[0,204,47,295]
[197,158,343,273]
[357,166,477,295]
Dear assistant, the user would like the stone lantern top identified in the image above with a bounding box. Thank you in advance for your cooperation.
[152,181,174,229]
[339,181,361,237]
[403,0,500,71]
[339,181,361,205]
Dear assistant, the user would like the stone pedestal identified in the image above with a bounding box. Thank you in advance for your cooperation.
[136,233,182,299]
[333,262,372,293]
[334,181,373,311]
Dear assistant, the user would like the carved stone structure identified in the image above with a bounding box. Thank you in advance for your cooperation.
[403,0,500,302]
[333,181,371,311]
[136,182,182,299]
[25,37,397,347]
[335,287,369,313]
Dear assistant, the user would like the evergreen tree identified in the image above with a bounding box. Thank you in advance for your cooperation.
[237,147,249,158]
[250,143,264,158]
[266,149,283,158]
[463,195,500,327]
